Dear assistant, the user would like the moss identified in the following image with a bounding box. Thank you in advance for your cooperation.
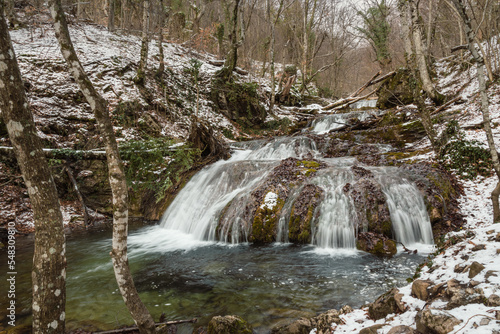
[304,169,317,177]
[381,220,392,238]
[288,204,314,244]
[251,198,284,243]
[297,160,320,168]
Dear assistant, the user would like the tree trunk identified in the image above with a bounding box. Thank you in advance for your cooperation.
[156,0,166,76]
[47,0,157,332]
[0,6,66,334]
[108,0,115,31]
[408,0,437,101]
[398,0,414,63]
[136,0,150,85]
[218,0,240,82]
[452,0,500,223]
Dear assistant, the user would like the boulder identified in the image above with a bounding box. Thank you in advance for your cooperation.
[369,288,406,320]
[313,309,341,334]
[357,232,397,258]
[469,261,485,278]
[411,279,434,301]
[487,294,500,307]
[271,318,314,334]
[415,309,461,334]
[445,279,485,309]
[271,309,342,334]
[376,68,414,109]
[207,315,252,334]
[359,324,385,334]
[288,184,324,244]
[387,325,417,334]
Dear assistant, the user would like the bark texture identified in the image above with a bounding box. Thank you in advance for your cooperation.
[136,0,150,84]
[218,0,240,81]
[408,0,437,100]
[0,5,66,333]
[452,0,500,223]
[47,1,156,332]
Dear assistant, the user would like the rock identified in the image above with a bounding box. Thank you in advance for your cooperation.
[411,279,434,301]
[340,305,354,314]
[430,207,442,223]
[487,294,500,306]
[454,264,468,273]
[207,315,252,334]
[446,279,485,308]
[480,318,491,326]
[376,68,414,109]
[271,309,342,334]
[359,324,385,334]
[495,233,500,242]
[416,309,462,334]
[471,244,486,251]
[288,184,324,244]
[357,232,397,258]
[369,288,405,320]
[485,270,498,282]
[314,309,341,334]
[469,261,485,278]
[271,318,313,334]
[387,325,417,334]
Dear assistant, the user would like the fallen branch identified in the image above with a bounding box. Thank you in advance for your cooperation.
[331,90,377,111]
[0,146,107,160]
[431,95,464,115]
[322,70,389,111]
[92,318,198,334]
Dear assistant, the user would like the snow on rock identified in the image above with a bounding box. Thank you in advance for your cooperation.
[260,191,278,210]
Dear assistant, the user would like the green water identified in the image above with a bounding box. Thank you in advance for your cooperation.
[0,224,424,333]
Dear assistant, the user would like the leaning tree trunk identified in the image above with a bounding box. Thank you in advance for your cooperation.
[408,0,438,101]
[136,0,150,84]
[47,1,156,332]
[452,0,500,223]
[0,6,66,333]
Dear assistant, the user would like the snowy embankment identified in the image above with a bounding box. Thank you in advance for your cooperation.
[312,55,500,333]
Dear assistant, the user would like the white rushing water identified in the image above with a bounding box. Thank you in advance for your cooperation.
[159,119,434,250]
[311,110,381,134]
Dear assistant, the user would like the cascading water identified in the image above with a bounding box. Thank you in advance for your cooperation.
[310,109,382,135]
[160,125,435,250]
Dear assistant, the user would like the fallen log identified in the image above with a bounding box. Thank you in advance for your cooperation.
[207,59,248,75]
[0,146,108,160]
[331,90,377,111]
[92,318,198,334]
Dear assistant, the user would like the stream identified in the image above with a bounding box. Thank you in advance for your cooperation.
[1,108,435,333]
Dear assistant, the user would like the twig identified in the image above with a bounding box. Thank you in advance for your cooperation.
[453,314,494,333]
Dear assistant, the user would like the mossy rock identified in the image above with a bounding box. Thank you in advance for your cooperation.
[357,232,397,258]
[207,315,253,334]
[210,79,267,128]
[377,68,414,109]
[251,197,284,243]
[288,184,324,244]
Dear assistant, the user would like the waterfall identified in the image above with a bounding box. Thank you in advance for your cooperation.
[159,135,434,250]
[311,110,381,135]
[310,169,357,248]
[383,182,434,245]
[377,170,434,246]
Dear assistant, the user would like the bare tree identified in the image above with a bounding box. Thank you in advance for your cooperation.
[451,0,500,223]
[0,4,66,333]
[217,0,241,81]
[47,0,157,332]
[136,0,150,84]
